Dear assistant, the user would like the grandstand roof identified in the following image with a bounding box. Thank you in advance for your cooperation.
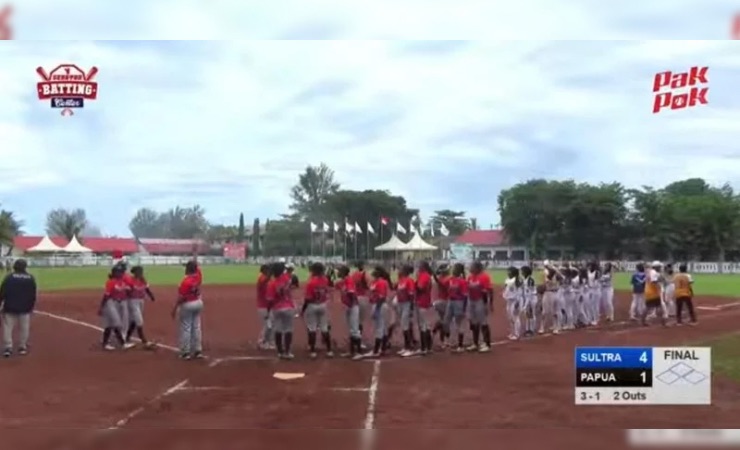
[454,229,507,247]
[13,236,139,253]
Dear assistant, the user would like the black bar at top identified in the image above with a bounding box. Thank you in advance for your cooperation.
[576,368,653,387]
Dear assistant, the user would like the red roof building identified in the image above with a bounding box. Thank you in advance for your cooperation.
[12,236,139,254]
[453,229,528,261]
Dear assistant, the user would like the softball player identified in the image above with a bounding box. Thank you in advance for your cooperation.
[576,267,590,327]
[662,263,676,318]
[503,266,523,341]
[255,265,274,350]
[586,262,600,326]
[520,265,537,337]
[335,265,362,359]
[629,263,646,321]
[125,266,156,349]
[99,265,135,351]
[560,267,575,330]
[171,260,204,360]
[301,262,334,359]
[414,261,435,355]
[539,267,563,335]
[600,262,615,323]
[641,261,667,327]
[351,262,371,348]
[395,265,417,357]
[443,263,468,353]
[466,261,492,352]
[266,261,296,360]
[362,266,391,358]
[431,264,451,347]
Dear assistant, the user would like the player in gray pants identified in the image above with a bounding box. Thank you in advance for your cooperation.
[125,266,156,349]
[300,262,334,359]
[172,260,204,360]
[0,259,37,357]
[99,264,135,351]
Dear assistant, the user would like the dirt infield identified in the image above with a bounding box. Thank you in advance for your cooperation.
[2,285,739,450]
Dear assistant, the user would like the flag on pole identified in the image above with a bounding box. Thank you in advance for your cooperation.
[367,222,375,234]
[439,223,450,236]
[354,222,362,234]
[381,216,390,226]
[322,222,330,233]
[334,222,340,232]
[345,221,354,233]
[310,222,318,232]
[396,222,407,234]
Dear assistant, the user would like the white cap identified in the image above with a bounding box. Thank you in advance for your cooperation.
[278,257,286,263]
[543,259,551,267]
[286,262,295,269]
[651,260,662,267]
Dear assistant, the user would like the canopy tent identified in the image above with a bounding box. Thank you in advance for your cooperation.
[62,235,93,253]
[404,232,438,251]
[27,235,64,252]
[374,234,408,252]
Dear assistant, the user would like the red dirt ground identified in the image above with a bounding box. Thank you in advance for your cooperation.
[2,285,738,450]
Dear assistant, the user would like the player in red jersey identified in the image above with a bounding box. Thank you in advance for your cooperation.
[124,266,156,349]
[255,265,274,350]
[362,265,391,358]
[351,262,370,348]
[301,262,334,359]
[432,264,451,347]
[171,260,204,360]
[442,263,469,353]
[394,265,417,357]
[414,261,435,355]
[98,264,136,351]
[335,265,363,359]
[467,261,493,352]
[266,261,296,359]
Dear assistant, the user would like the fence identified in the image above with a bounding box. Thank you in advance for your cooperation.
[484,260,740,274]
[14,255,237,268]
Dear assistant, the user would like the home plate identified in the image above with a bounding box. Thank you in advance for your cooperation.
[273,372,306,381]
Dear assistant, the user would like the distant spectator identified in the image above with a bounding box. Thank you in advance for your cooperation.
[0,259,37,357]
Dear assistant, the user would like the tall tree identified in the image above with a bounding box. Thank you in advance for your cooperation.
[252,218,261,256]
[129,208,165,238]
[290,163,340,220]
[80,224,103,237]
[237,213,246,243]
[165,205,209,239]
[206,224,238,243]
[46,208,88,240]
[430,210,470,236]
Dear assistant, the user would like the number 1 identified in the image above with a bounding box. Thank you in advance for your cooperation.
[639,351,647,363]
[640,371,646,384]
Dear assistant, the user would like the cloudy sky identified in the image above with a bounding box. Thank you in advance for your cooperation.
[2,1,740,236]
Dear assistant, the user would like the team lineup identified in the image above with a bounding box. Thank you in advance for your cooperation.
[91,257,698,360]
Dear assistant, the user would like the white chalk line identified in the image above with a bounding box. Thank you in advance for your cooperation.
[359,359,381,450]
[34,310,181,353]
[107,378,189,430]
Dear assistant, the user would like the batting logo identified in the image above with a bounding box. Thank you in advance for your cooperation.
[36,64,99,116]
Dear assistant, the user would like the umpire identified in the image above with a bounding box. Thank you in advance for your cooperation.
[0,259,37,357]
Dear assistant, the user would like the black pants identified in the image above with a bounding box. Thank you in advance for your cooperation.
[675,296,696,323]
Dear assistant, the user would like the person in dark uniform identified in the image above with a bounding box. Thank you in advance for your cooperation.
[0,259,37,357]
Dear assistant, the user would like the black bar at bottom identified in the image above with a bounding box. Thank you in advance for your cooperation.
[576,368,653,387]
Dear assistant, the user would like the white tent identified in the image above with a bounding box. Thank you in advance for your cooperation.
[404,232,438,251]
[374,234,408,252]
[27,235,64,252]
[62,235,93,253]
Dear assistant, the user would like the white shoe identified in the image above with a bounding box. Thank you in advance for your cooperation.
[326,351,334,358]
[351,353,365,361]
[478,345,491,353]
[309,352,318,359]
[508,335,519,341]
[537,329,545,335]
[103,344,115,351]
[396,349,407,356]
[122,342,136,350]
[466,344,479,352]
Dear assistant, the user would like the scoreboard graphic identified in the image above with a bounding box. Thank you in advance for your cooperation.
[575,347,711,405]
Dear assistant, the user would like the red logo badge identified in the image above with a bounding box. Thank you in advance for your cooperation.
[36,64,99,116]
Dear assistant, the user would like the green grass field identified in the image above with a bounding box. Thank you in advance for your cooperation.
[22,265,740,297]
[704,334,740,382]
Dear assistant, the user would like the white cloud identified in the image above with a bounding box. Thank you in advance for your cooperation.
[2,1,740,235]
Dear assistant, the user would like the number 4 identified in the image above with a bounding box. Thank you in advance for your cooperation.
[639,351,648,363]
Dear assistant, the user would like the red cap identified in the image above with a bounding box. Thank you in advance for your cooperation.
[112,249,123,259]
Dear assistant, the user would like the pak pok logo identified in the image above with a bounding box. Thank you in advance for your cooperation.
[36,64,99,116]
[652,66,708,114]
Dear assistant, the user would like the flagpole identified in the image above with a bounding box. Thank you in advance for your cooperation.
[343,226,348,262]
[354,229,358,260]
[310,230,314,257]
[321,228,326,260]
[366,227,370,260]
[332,226,336,259]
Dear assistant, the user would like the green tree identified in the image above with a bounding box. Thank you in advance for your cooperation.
[0,208,22,254]
[237,213,245,243]
[129,208,166,238]
[430,209,470,236]
[46,208,88,240]
[290,163,340,220]
[252,218,261,256]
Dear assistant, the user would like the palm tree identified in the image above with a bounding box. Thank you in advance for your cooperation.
[46,208,88,240]
[0,208,23,255]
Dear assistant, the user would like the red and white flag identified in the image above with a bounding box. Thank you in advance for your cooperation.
[380,216,389,226]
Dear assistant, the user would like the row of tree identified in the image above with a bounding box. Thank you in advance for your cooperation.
[498,177,740,261]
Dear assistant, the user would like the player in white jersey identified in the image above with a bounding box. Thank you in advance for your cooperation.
[520,265,538,337]
[662,263,676,318]
[503,266,523,340]
[586,262,600,326]
[599,262,615,322]
[539,266,563,335]
[560,266,576,330]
